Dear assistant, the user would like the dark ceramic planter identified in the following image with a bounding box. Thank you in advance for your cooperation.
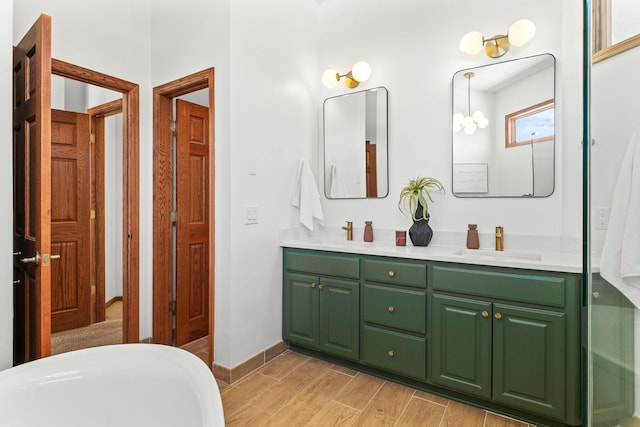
[408,202,433,247]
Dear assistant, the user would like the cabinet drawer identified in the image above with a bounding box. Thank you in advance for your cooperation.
[431,264,567,308]
[362,325,426,381]
[363,284,426,334]
[363,258,426,288]
[285,249,359,279]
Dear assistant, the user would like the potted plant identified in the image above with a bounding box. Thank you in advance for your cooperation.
[398,176,445,246]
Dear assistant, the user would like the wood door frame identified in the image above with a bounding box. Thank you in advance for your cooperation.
[152,68,215,369]
[87,99,123,324]
[52,59,139,343]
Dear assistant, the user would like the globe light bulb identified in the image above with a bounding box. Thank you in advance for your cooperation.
[508,19,536,47]
[322,69,339,88]
[459,31,484,55]
[351,61,371,82]
[463,121,477,135]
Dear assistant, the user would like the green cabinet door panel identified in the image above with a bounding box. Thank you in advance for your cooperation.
[431,294,492,399]
[319,277,360,361]
[362,258,427,288]
[363,284,426,334]
[492,303,565,420]
[283,273,319,349]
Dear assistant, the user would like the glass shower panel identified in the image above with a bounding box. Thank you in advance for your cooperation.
[589,1,639,425]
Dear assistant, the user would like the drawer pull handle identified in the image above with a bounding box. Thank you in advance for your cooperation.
[318,284,324,290]
[388,306,395,313]
[494,313,502,320]
[481,311,489,318]
[592,291,600,299]
[310,283,316,288]
[388,271,395,278]
[387,350,394,357]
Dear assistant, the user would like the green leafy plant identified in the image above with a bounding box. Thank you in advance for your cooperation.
[398,176,445,221]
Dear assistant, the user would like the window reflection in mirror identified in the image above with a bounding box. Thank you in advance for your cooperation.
[593,0,640,63]
[323,87,388,199]
[452,54,555,198]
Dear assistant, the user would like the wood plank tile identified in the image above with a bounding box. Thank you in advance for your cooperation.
[259,350,309,379]
[440,400,486,427]
[331,364,358,376]
[484,412,529,427]
[306,401,360,427]
[252,357,333,414]
[334,372,385,410]
[352,381,414,426]
[224,405,271,427]
[414,389,450,406]
[220,373,278,416]
[395,396,446,427]
[267,370,352,425]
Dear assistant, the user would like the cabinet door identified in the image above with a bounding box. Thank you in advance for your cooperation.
[492,303,565,420]
[319,277,359,361]
[431,294,492,399]
[283,273,319,349]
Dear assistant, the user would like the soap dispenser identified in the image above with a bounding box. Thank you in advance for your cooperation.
[364,221,374,242]
[466,224,479,249]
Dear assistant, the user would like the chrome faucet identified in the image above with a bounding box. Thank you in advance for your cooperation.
[342,221,353,241]
[495,226,504,251]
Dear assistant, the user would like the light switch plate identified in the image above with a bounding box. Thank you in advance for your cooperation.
[245,205,259,224]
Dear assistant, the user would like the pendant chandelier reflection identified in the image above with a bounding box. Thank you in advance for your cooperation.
[453,72,488,135]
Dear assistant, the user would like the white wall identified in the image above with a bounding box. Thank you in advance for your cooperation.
[0,0,13,370]
[2,0,585,372]
[318,0,581,246]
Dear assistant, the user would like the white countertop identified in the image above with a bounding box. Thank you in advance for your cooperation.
[280,228,585,274]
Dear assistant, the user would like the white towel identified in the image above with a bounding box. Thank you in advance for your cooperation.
[291,159,324,231]
[600,128,640,307]
[329,164,348,198]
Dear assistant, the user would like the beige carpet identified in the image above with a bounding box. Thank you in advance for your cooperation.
[51,301,123,355]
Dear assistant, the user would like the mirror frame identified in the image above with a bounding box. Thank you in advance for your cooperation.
[323,86,389,199]
[451,53,556,198]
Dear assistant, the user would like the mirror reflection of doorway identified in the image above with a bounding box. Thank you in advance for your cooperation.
[49,76,124,355]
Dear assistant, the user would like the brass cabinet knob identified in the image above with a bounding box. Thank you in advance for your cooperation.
[388,306,395,313]
[318,284,324,290]
[481,311,489,318]
[592,291,600,299]
[388,271,395,278]
[388,350,394,357]
[311,283,316,288]
[494,313,502,320]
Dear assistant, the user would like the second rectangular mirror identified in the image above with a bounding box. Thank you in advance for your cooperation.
[452,54,556,198]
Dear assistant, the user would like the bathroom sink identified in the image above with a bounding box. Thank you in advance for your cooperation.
[452,248,542,262]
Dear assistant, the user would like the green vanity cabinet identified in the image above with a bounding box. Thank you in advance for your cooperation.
[591,274,634,424]
[361,257,427,381]
[283,249,360,361]
[430,263,581,425]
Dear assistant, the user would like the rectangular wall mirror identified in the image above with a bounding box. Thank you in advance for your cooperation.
[324,87,388,199]
[452,54,556,198]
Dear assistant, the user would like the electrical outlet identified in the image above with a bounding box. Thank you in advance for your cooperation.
[594,207,610,230]
[245,205,259,225]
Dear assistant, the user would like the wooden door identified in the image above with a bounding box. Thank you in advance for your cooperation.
[175,99,210,346]
[12,14,52,364]
[365,143,377,197]
[50,110,91,332]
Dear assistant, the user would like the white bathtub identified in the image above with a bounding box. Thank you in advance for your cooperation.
[0,344,225,427]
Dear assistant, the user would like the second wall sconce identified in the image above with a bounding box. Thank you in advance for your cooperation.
[322,61,371,88]
[459,19,536,58]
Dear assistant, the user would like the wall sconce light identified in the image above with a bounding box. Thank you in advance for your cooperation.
[322,61,371,88]
[453,72,488,135]
[459,19,536,58]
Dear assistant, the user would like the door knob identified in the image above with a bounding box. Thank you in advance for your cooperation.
[50,254,61,260]
[494,313,502,320]
[481,311,489,318]
[13,251,21,256]
[20,252,40,266]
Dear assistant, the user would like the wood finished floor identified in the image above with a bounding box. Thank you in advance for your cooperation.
[180,341,536,427]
